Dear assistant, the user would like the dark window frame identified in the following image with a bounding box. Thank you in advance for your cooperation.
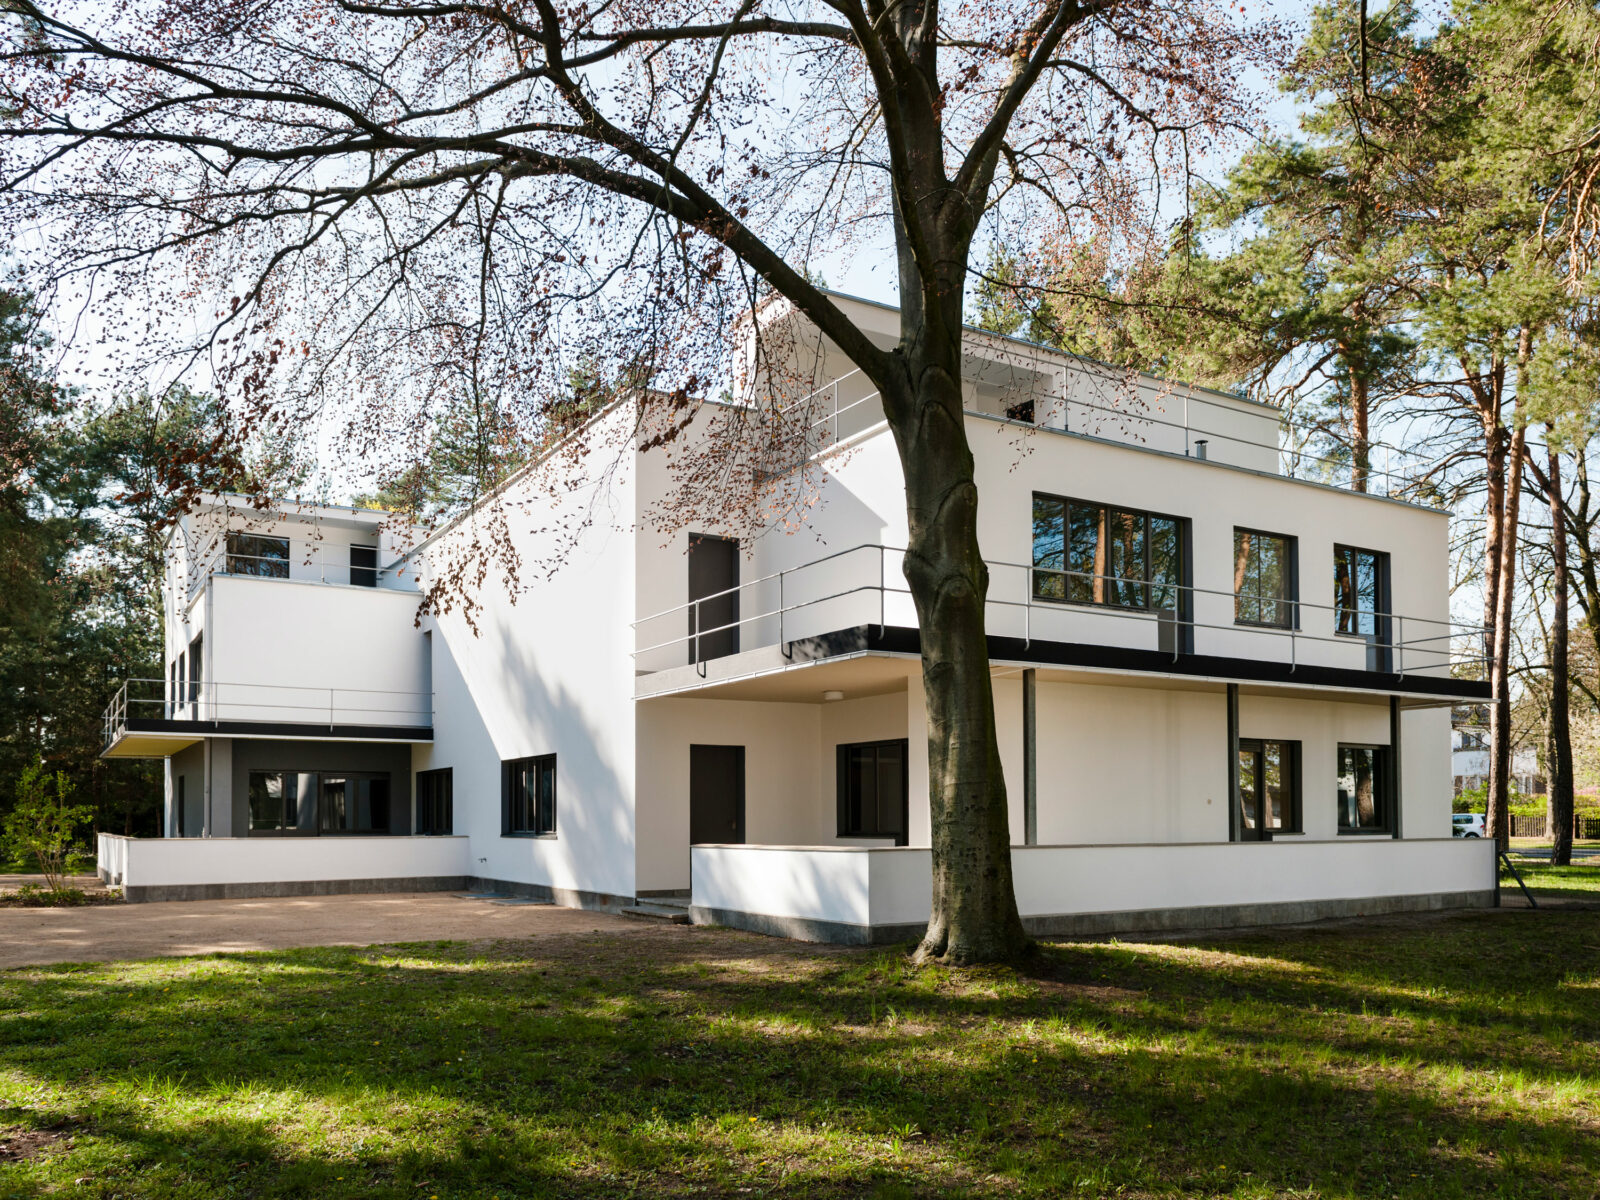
[502,754,557,838]
[416,768,454,836]
[350,543,379,588]
[1232,527,1299,630]
[245,769,395,837]
[226,532,292,579]
[1235,737,1302,839]
[1336,742,1394,835]
[836,739,910,846]
[1030,492,1187,616]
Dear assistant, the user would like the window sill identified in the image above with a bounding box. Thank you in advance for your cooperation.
[502,832,558,840]
[1233,619,1298,632]
[1337,829,1395,837]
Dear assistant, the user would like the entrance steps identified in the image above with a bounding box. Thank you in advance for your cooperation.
[622,893,691,924]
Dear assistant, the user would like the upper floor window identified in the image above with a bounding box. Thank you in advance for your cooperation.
[503,754,557,836]
[350,544,378,587]
[1233,529,1296,629]
[227,532,290,579]
[1334,545,1387,637]
[1032,494,1183,612]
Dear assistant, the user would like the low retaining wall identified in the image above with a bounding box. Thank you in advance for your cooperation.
[691,838,1498,944]
[98,833,471,903]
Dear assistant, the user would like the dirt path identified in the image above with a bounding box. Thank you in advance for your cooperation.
[0,892,651,969]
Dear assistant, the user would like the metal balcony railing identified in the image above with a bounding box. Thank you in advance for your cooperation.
[103,678,433,748]
[631,543,1488,684]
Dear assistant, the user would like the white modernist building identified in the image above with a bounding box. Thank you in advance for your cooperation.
[100,293,1497,941]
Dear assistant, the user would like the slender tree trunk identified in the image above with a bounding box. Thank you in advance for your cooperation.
[1349,369,1370,493]
[1482,412,1507,656]
[1487,425,1526,854]
[1546,439,1575,866]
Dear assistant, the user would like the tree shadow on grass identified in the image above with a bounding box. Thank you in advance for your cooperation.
[0,913,1596,1198]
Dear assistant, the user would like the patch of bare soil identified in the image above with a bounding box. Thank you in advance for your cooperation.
[0,1126,71,1162]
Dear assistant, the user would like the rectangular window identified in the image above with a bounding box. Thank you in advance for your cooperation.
[350,544,378,587]
[247,770,389,835]
[416,768,453,836]
[504,755,557,836]
[1334,545,1386,637]
[836,739,909,844]
[1236,739,1301,839]
[226,532,291,578]
[1337,745,1392,833]
[176,775,186,837]
[188,633,203,703]
[319,774,392,834]
[1234,530,1296,628]
[1032,494,1184,612]
[248,771,317,834]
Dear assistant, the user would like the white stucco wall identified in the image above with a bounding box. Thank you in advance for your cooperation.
[692,837,1496,930]
[99,832,469,888]
[409,409,640,901]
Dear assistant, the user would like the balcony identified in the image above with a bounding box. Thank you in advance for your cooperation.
[631,544,1490,702]
[102,678,433,758]
[180,538,417,602]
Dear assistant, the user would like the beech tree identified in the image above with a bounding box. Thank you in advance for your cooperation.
[0,0,1275,962]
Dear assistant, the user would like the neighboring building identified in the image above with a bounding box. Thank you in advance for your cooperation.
[98,292,1497,942]
[1450,707,1543,798]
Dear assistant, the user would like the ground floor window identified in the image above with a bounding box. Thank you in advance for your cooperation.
[416,768,453,835]
[837,739,909,845]
[247,770,392,835]
[1237,739,1300,839]
[1337,745,1392,833]
[503,755,556,836]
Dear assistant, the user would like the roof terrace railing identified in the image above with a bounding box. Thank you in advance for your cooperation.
[756,368,1451,499]
[103,677,433,749]
[631,543,1488,686]
[180,540,414,600]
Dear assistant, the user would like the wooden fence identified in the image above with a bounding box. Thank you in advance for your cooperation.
[1508,812,1600,840]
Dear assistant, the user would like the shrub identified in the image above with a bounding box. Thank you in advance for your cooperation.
[2,759,94,892]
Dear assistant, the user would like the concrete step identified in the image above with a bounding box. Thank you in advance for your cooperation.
[621,903,691,924]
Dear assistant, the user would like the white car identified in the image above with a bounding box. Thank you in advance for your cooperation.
[1452,813,1486,838]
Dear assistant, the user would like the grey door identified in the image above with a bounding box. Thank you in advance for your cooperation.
[688,534,738,663]
[690,744,745,845]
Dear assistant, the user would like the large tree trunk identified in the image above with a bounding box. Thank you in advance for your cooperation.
[884,284,1028,965]
[1545,438,1574,866]
[1487,425,1526,854]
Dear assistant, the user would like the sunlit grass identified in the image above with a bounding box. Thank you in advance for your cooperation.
[1,910,1597,1197]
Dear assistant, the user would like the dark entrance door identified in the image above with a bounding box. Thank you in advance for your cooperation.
[690,744,745,845]
[688,534,738,663]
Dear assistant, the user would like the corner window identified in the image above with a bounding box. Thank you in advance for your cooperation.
[837,739,909,844]
[1337,745,1392,833]
[417,768,453,836]
[1233,530,1296,628]
[504,755,556,836]
[226,533,290,579]
[1237,739,1301,839]
[1031,494,1184,612]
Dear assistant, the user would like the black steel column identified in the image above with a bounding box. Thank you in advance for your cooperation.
[1023,668,1037,845]
[1390,695,1403,838]
[1226,683,1240,842]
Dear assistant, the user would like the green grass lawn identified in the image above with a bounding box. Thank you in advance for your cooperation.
[3,911,1598,1199]
[1502,845,1600,899]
